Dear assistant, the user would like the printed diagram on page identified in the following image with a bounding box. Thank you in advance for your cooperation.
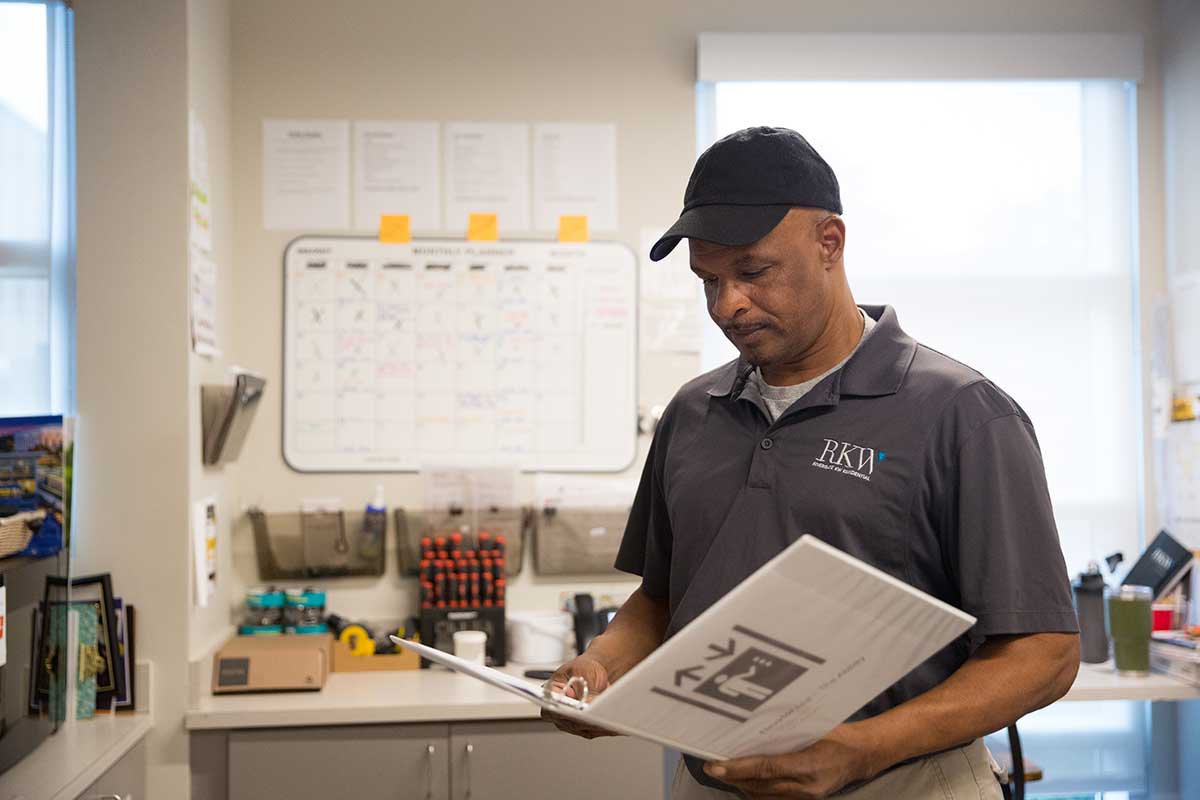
[653,625,824,722]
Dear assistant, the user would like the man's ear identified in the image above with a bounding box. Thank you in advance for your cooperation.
[816,215,845,266]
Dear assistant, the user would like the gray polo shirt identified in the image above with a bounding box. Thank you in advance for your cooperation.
[616,305,1077,788]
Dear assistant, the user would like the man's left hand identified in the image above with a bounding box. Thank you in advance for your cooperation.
[703,723,879,799]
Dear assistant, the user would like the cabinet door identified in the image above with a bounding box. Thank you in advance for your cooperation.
[229,723,450,800]
[449,720,663,800]
[75,739,147,800]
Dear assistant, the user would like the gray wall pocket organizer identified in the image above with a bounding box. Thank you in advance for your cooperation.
[247,507,386,579]
[533,507,631,576]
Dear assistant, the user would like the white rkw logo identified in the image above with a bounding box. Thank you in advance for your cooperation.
[811,438,882,481]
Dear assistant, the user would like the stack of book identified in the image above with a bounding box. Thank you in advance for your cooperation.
[1150,631,1200,686]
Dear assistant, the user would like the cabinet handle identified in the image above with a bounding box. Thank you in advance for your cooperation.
[83,795,126,800]
[426,743,436,800]
[464,742,474,798]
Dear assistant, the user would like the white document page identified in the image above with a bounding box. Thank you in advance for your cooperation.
[353,121,440,231]
[532,123,617,232]
[396,535,974,761]
[443,122,530,232]
[263,119,350,230]
[189,246,219,357]
[188,109,213,252]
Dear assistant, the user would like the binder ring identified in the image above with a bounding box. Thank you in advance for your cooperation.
[545,675,589,704]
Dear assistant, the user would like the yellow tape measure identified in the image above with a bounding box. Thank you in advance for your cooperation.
[339,625,376,656]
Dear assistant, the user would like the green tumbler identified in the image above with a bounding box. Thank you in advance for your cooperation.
[1108,584,1153,676]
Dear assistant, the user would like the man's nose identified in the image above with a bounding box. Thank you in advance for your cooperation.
[709,279,750,323]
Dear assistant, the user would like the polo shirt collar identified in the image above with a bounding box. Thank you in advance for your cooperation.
[705,305,917,401]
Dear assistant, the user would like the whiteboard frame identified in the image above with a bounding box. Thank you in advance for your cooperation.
[281,235,639,474]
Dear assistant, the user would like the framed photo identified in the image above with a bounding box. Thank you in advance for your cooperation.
[46,572,124,709]
[28,574,69,716]
[111,598,136,711]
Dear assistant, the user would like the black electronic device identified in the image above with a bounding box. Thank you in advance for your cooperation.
[571,595,619,655]
[0,552,70,775]
[573,593,598,656]
[1121,530,1193,601]
[418,606,506,667]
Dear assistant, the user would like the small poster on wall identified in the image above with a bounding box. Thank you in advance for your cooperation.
[189,246,219,357]
[189,109,213,253]
[262,119,351,230]
[0,415,74,560]
[192,497,218,608]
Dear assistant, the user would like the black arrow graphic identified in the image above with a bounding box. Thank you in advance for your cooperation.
[705,639,735,660]
[674,665,704,687]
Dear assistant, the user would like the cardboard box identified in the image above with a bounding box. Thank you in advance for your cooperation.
[331,637,420,672]
[212,633,332,694]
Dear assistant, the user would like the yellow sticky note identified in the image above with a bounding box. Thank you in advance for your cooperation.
[379,214,411,243]
[467,213,499,241]
[557,215,589,243]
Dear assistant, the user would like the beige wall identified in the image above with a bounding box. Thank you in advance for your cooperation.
[73,0,192,795]
[75,0,235,794]
[187,0,237,661]
[226,0,1168,620]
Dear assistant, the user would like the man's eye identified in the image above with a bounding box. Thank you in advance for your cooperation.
[742,268,767,279]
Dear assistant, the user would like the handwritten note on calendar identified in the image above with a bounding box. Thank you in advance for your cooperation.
[283,237,637,472]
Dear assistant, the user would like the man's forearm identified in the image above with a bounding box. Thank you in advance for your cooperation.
[856,632,1080,775]
[581,585,670,681]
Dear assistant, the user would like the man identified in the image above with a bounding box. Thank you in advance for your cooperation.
[546,126,1080,799]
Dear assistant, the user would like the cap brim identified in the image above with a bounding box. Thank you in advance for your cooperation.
[649,204,792,262]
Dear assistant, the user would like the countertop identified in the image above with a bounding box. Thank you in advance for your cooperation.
[186,664,543,730]
[1,710,154,800]
[184,657,1200,732]
[1,661,154,800]
[1062,659,1200,702]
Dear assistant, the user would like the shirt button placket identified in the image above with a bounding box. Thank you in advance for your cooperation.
[748,436,774,488]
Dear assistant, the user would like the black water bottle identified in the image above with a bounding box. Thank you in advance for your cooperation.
[1074,562,1109,663]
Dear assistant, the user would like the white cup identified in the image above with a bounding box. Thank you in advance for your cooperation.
[454,630,488,665]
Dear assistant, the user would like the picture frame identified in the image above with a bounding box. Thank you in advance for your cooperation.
[111,598,137,711]
[116,604,137,712]
[28,574,69,716]
[45,572,124,709]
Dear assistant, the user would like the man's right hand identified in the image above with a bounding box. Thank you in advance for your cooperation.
[540,653,618,739]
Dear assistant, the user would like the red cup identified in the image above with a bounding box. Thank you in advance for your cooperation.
[1152,604,1174,631]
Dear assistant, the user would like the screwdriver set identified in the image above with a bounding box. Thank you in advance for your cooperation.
[417,529,508,666]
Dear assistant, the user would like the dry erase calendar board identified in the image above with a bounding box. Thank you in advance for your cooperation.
[283,237,637,472]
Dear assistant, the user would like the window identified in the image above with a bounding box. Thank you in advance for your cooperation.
[0,0,75,416]
[699,38,1148,795]
[703,79,1141,577]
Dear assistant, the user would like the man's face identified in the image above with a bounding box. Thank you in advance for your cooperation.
[689,208,842,369]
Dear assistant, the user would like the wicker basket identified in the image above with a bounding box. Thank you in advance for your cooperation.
[0,509,45,559]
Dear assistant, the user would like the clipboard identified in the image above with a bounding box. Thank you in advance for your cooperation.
[395,535,975,762]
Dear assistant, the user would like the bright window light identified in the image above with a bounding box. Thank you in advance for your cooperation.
[706,80,1141,577]
[0,1,73,416]
[707,78,1144,796]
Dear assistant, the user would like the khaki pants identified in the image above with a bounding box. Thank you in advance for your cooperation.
[671,739,1004,800]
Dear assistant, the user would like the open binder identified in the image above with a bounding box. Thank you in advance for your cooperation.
[393,535,975,761]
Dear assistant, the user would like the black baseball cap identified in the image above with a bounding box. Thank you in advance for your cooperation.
[649,126,842,261]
